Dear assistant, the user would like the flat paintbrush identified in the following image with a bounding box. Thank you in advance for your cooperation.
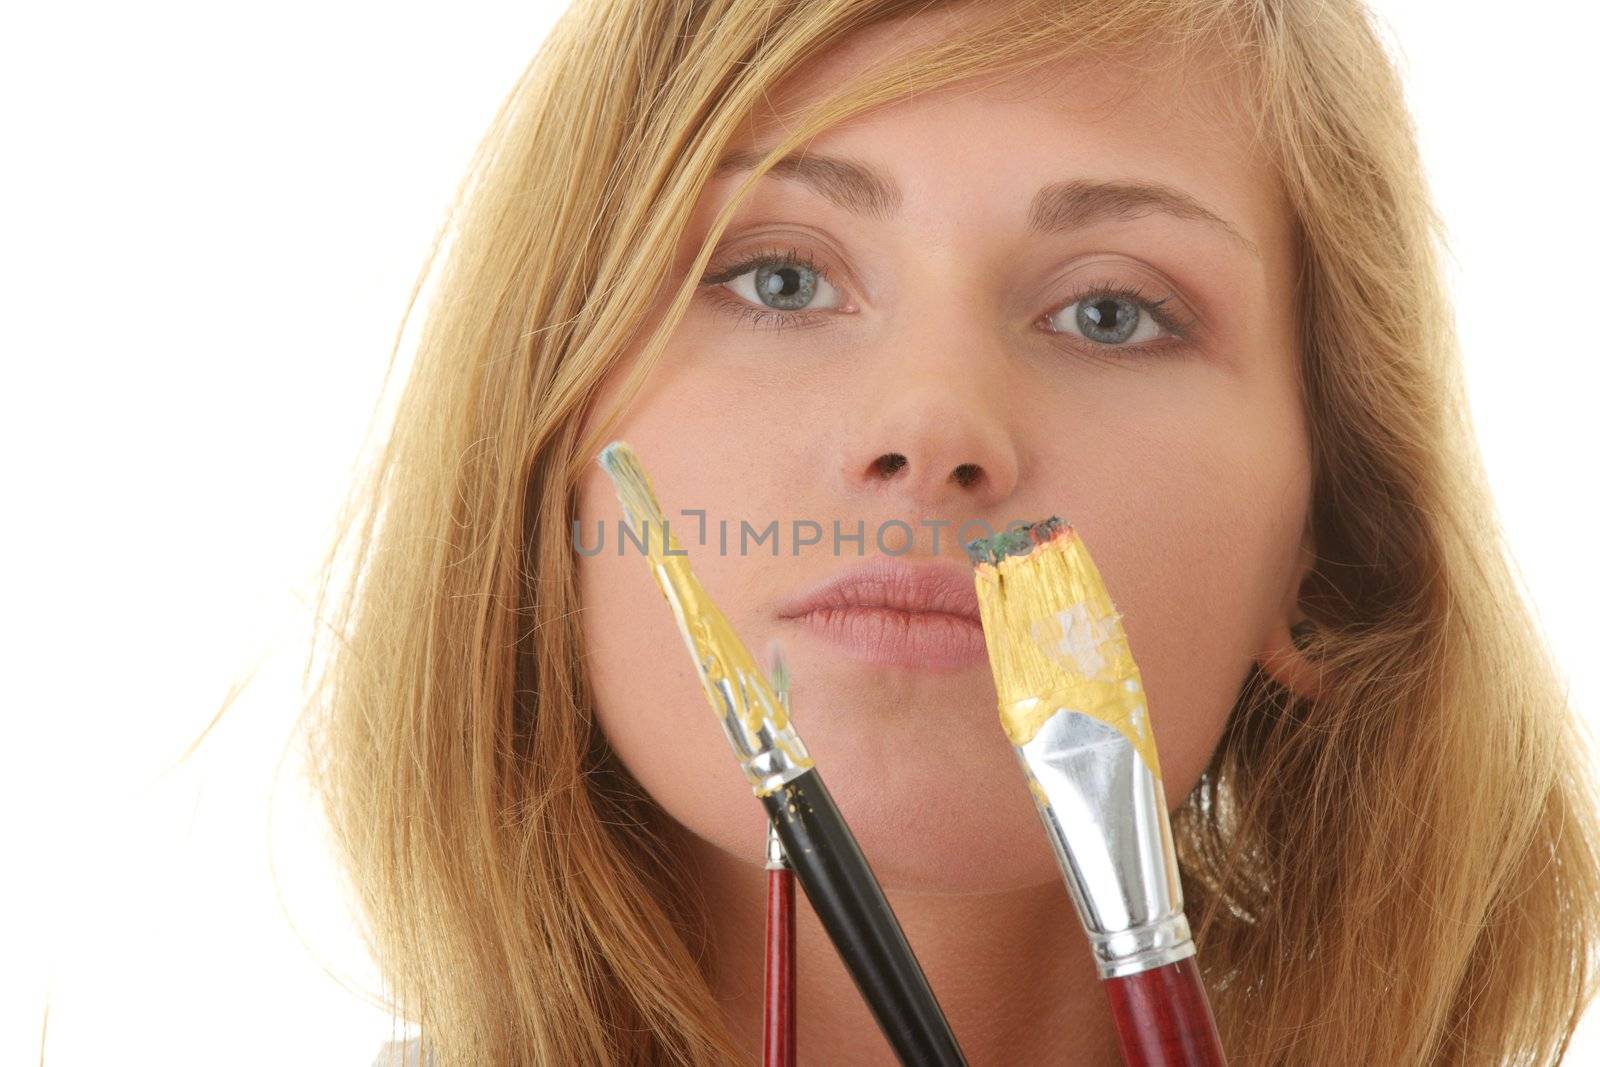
[967,517,1227,1067]
[597,441,967,1067]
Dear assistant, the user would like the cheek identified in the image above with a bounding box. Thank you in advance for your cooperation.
[1079,401,1308,806]
[572,389,780,865]
[575,520,770,854]
[579,460,777,857]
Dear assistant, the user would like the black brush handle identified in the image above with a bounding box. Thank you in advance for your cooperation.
[760,769,968,1066]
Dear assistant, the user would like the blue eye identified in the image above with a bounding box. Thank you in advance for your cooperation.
[1043,281,1193,350]
[697,250,1195,350]
[699,245,844,330]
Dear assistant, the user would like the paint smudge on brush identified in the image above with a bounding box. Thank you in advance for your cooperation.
[1033,601,1122,680]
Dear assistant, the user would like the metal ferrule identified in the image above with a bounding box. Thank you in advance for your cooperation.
[694,635,813,796]
[645,553,814,798]
[1016,706,1194,979]
[765,819,789,869]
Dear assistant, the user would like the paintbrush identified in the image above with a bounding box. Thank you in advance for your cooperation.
[763,643,796,1067]
[764,813,796,1067]
[597,441,968,1067]
[967,517,1227,1067]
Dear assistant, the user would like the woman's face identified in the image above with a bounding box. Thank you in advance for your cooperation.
[575,18,1309,893]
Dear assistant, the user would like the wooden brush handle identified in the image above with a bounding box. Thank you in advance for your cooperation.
[1103,956,1227,1066]
[763,867,796,1067]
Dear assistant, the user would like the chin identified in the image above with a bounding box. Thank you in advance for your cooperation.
[787,700,1064,895]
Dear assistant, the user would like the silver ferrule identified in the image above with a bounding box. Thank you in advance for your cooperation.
[641,550,816,798]
[698,649,813,797]
[765,819,788,869]
[1017,708,1194,979]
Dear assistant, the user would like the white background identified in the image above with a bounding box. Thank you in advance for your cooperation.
[3,2,1596,1062]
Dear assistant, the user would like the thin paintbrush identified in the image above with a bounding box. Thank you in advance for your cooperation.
[763,644,796,1067]
[967,517,1227,1067]
[597,441,967,1067]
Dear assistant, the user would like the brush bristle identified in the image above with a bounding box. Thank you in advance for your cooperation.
[597,440,667,538]
[969,522,1161,774]
[973,525,1108,713]
[963,516,1068,567]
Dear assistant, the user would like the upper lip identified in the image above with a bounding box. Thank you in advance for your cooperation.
[775,557,982,624]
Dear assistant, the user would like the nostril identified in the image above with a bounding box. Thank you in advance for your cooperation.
[952,463,982,488]
[872,453,908,478]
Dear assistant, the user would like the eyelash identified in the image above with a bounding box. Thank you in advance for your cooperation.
[697,244,1197,347]
[699,245,837,333]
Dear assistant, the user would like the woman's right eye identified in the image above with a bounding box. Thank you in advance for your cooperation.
[699,247,846,328]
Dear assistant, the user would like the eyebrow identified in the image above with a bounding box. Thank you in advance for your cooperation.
[713,148,1260,261]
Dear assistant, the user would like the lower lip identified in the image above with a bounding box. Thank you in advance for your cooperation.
[784,607,989,671]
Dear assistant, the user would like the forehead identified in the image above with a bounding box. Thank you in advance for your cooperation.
[723,10,1289,271]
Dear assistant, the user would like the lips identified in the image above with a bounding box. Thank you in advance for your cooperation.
[776,557,988,671]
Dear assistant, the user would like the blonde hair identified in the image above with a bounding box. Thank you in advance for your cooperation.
[301,0,1600,1062]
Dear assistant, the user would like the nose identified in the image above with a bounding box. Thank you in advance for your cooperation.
[834,353,1021,515]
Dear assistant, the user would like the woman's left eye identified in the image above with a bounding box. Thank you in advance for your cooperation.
[1041,284,1191,349]
[699,246,844,329]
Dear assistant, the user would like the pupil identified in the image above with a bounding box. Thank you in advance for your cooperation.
[762,268,799,297]
[753,262,817,310]
[1077,296,1137,343]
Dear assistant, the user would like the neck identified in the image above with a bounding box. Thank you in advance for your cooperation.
[670,819,1124,1066]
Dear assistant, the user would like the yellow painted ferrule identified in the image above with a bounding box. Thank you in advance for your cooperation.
[599,441,813,795]
[972,527,1162,780]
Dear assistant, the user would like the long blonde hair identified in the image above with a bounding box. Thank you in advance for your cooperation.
[302,1,1600,1062]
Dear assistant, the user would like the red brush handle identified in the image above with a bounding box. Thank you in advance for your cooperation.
[1103,956,1227,1066]
[763,867,796,1067]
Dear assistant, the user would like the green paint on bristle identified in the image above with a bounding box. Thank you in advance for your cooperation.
[597,440,667,543]
[963,516,1066,567]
